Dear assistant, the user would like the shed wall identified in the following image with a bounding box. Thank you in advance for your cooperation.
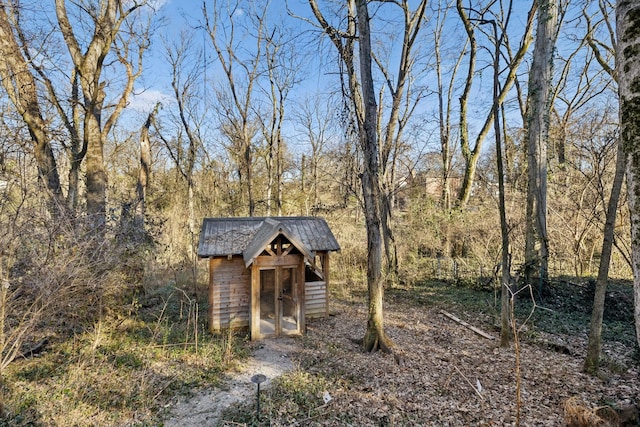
[208,257,250,330]
[305,281,327,318]
[207,255,330,333]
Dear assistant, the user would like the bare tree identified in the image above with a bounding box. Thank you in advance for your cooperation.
[55,0,152,227]
[456,0,537,208]
[204,0,266,216]
[434,0,465,211]
[550,5,613,166]
[258,23,300,216]
[478,11,513,347]
[523,0,559,288]
[9,2,85,213]
[0,2,65,216]
[168,32,203,248]
[0,1,154,224]
[307,0,397,356]
[153,30,209,285]
[294,96,336,213]
[355,0,396,355]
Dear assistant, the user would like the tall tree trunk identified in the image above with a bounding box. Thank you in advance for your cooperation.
[486,18,512,348]
[356,0,394,355]
[204,1,264,218]
[617,0,640,350]
[308,0,396,356]
[584,142,625,372]
[83,106,107,227]
[524,0,557,289]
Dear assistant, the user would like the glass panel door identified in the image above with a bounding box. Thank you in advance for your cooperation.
[280,267,298,334]
[259,269,276,336]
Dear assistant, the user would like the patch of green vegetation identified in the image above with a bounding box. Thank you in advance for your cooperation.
[389,279,498,316]
[1,284,249,426]
[389,276,637,350]
[12,358,60,382]
[221,370,336,426]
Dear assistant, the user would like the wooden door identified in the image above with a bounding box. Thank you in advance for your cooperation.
[280,266,299,335]
[254,263,303,338]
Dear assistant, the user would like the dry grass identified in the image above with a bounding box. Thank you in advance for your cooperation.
[563,397,611,426]
[0,283,248,426]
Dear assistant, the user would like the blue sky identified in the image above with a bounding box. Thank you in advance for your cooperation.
[129,0,320,115]
[122,0,612,167]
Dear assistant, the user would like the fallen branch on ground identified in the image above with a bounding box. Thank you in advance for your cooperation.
[453,365,484,401]
[439,310,495,340]
[19,338,49,359]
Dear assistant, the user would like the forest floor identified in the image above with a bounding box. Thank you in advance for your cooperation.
[214,279,640,426]
[5,278,637,426]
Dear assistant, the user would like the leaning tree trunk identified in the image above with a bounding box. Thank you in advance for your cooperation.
[135,103,160,232]
[584,142,625,373]
[381,191,399,285]
[0,4,65,217]
[617,0,640,350]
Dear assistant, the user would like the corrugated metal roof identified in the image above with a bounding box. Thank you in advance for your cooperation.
[197,216,341,258]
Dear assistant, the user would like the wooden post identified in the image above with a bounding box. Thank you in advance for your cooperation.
[208,258,215,333]
[322,253,330,317]
[275,266,281,335]
[250,263,260,340]
[298,256,305,333]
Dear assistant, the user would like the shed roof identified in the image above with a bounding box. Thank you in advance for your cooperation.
[197,217,341,260]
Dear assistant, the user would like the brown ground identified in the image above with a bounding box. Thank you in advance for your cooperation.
[158,283,640,427]
[233,298,640,426]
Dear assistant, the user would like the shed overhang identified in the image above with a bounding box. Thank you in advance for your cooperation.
[242,218,315,267]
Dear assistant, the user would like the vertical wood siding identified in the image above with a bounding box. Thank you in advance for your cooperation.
[208,255,330,334]
[209,257,251,330]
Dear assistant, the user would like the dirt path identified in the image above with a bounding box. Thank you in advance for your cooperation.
[163,337,298,426]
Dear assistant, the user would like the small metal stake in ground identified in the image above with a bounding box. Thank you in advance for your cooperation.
[251,374,267,420]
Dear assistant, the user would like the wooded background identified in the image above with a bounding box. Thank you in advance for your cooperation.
[0,0,631,375]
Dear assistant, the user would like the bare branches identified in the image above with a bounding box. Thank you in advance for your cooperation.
[456,0,537,208]
[583,0,615,80]
[203,0,270,216]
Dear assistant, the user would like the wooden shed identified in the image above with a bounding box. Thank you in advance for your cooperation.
[197,217,341,340]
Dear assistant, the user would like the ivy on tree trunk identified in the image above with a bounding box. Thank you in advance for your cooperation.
[617,0,640,350]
